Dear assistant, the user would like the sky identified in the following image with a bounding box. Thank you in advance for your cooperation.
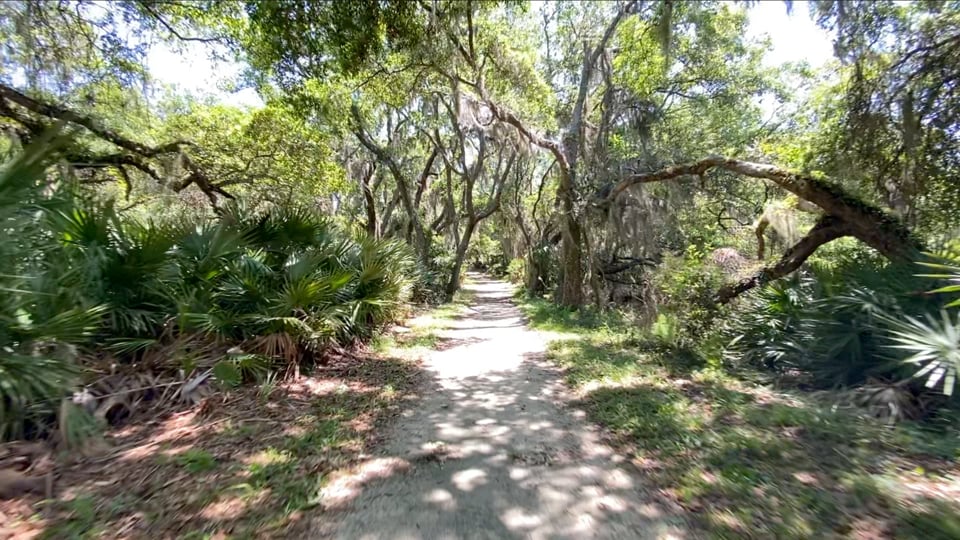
[745,1,834,68]
[146,1,836,109]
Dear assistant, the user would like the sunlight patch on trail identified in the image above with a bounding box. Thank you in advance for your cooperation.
[318,273,689,539]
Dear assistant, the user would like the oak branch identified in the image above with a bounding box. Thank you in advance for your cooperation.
[602,156,921,302]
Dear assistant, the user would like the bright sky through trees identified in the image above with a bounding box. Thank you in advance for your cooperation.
[146,1,834,109]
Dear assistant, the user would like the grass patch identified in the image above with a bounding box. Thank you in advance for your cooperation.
[520,298,960,538]
[393,332,441,349]
[371,281,476,355]
[175,449,219,474]
[517,296,629,334]
[40,496,100,539]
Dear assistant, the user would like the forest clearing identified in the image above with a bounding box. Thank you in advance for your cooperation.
[1,1,959,538]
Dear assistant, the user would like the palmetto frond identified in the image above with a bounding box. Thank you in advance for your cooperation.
[884,310,960,396]
[1,141,417,440]
[918,249,960,308]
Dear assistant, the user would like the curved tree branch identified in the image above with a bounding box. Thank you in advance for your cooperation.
[0,82,229,203]
[350,102,430,261]
[135,1,223,43]
[716,215,855,303]
[0,83,193,156]
[603,155,920,261]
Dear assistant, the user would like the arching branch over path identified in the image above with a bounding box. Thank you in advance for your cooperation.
[602,156,922,301]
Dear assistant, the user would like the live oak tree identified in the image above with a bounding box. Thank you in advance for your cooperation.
[3,0,950,309]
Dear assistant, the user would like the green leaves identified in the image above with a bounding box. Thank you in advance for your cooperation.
[0,130,95,440]
[1,129,418,440]
[244,0,427,86]
[885,311,960,396]
[212,360,242,387]
[726,253,960,399]
[918,250,960,308]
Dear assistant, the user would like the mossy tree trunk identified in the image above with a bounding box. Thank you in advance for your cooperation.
[602,156,922,301]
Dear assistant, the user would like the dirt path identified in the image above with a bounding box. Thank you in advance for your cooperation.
[316,274,687,539]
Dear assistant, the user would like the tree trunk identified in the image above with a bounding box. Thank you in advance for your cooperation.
[556,169,584,307]
[755,215,769,260]
[602,156,922,302]
[603,156,921,262]
[446,219,477,298]
[351,104,433,265]
[716,215,853,302]
[360,164,378,237]
[477,4,634,308]
[525,250,548,295]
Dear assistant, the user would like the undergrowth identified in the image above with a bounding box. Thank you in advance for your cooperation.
[1,139,419,441]
[518,297,960,539]
[30,345,425,539]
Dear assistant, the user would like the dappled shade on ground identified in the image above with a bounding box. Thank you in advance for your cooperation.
[2,354,422,538]
[317,274,689,538]
[525,298,960,538]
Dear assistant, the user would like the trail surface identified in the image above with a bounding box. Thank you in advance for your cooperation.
[318,274,687,539]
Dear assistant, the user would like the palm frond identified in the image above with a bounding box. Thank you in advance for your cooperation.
[883,311,960,396]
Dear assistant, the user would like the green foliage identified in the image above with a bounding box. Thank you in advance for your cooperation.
[919,243,960,309]
[0,1,236,94]
[410,238,458,304]
[244,0,427,87]
[505,257,525,285]
[886,311,960,396]
[521,293,960,538]
[0,132,96,440]
[724,277,808,371]
[174,449,219,474]
[466,230,505,272]
[725,252,960,401]
[0,139,417,441]
[151,101,345,207]
[649,252,727,346]
[650,312,681,348]
[47,200,418,349]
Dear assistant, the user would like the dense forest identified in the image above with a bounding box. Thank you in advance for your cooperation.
[1,0,960,537]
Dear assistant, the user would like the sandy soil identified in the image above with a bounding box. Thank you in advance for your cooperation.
[315,274,689,539]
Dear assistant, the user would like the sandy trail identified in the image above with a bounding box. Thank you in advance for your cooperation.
[317,274,687,539]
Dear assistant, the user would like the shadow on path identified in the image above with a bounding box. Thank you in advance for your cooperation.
[316,273,690,539]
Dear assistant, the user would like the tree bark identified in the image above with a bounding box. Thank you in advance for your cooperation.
[444,150,515,298]
[716,215,854,302]
[351,103,434,264]
[603,155,921,261]
[479,3,634,308]
[0,83,230,203]
[554,6,634,307]
[359,163,378,237]
[446,219,478,297]
[755,215,769,260]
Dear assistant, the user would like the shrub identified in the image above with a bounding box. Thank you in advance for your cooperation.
[724,251,959,405]
[1,134,104,439]
[649,250,727,345]
[650,312,681,348]
[505,257,525,285]
[0,140,418,440]
[466,231,506,273]
[919,239,960,308]
[410,238,455,304]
